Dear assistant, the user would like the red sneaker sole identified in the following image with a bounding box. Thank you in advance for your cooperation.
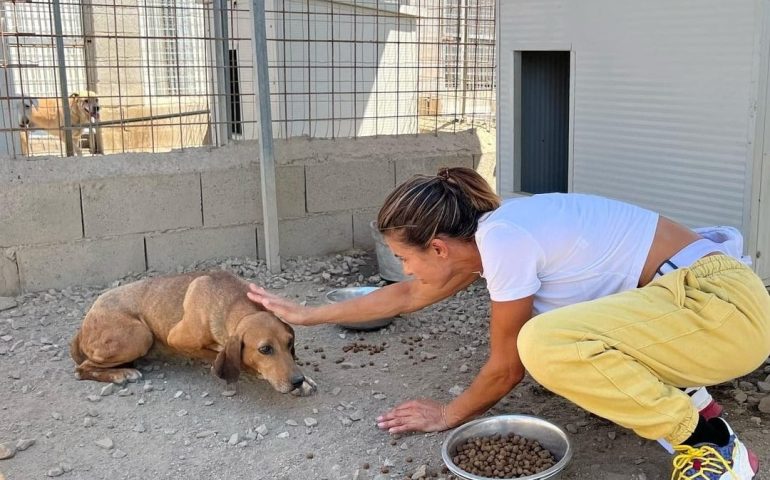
[749,448,759,474]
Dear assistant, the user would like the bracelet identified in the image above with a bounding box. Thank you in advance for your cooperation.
[440,404,450,430]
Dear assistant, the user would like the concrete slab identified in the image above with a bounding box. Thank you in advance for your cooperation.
[145,225,258,272]
[202,167,260,227]
[0,252,20,297]
[306,161,394,213]
[275,165,306,219]
[17,236,145,291]
[0,183,81,246]
[352,208,379,250]
[258,212,353,258]
[201,165,305,227]
[82,174,202,237]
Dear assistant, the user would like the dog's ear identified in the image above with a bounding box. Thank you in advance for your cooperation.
[212,334,242,384]
[21,97,38,109]
[69,92,80,98]
[283,322,297,359]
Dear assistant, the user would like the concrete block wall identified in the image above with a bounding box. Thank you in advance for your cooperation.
[0,132,495,295]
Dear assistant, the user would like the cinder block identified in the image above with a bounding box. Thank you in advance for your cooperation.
[17,236,146,291]
[146,225,257,272]
[202,167,260,227]
[305,161,394,213]
[0,183,81,246]
[352,208,379,250]
[474,152,498,194]
[258,212,353,258]
[202,165,305,227]
[0,250,20,296]
[276,165,306,219]
[82,174,202,237]
[394,154,474,184]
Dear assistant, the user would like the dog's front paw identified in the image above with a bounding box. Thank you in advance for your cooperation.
[123,369,143,383]
[291,375,317,397]
[112,368,143,385]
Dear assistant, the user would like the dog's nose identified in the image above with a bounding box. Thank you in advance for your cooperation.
[290,373,305,389]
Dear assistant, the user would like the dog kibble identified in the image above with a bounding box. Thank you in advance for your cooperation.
[451,433,557,479]
[305,452,314,459]
[342,342,386,355]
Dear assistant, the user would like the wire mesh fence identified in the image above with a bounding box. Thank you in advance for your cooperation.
[0,0,496,158]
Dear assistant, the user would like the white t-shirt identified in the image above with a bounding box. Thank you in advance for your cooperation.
[475,193,659,314]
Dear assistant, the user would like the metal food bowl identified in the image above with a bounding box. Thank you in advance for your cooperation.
[324,286,394,331]
[442,415,573,480]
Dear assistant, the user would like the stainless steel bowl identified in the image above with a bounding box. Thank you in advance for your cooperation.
[324,286,394,331]
[442,415,573,480]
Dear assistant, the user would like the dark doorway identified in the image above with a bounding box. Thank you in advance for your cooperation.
[228,49,242,136]
[520,51,570,194]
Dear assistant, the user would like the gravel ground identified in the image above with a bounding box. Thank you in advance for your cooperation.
[1,250,768,480]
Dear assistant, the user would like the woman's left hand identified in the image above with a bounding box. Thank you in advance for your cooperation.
[376,399,449,434]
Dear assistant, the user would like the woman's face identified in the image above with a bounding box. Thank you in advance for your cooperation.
[384,233,453,285]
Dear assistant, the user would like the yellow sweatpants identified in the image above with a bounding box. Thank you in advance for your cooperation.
[517,254,770,445]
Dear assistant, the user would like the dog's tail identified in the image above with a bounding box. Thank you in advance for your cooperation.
[69,330,86,365]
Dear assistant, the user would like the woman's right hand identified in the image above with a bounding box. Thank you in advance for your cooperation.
[247,284,315,326]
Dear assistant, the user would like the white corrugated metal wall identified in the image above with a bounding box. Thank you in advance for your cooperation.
[238,0,419,140]
[497,0,769,280]
[757,8,770,282]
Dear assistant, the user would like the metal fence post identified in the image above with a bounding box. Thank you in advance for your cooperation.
[0,2,22,157]
[251,0,281,273]
[212,0,230,145]
[52,0,75,156]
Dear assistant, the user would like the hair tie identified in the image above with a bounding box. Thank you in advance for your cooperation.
[437,168,451,182]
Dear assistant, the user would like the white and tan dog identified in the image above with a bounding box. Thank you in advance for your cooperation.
[19,90,99,155]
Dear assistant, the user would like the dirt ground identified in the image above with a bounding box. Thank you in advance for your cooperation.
[1,250,768,480]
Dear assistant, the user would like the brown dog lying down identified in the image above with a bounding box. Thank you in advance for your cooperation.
[70,271,316,396]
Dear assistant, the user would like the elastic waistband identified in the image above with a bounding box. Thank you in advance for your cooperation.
[655,238,727,277]
[687,253,747,278]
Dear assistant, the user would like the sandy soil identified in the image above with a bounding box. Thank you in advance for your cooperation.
[1,251,768,480]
